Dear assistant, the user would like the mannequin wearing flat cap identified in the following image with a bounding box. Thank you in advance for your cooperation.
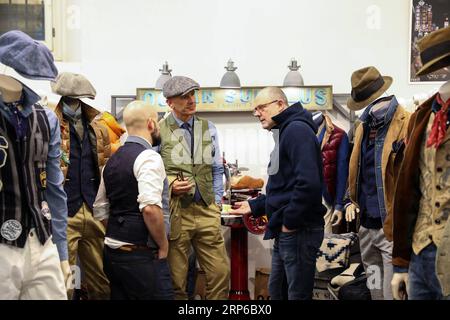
[0,74,69,299]
[341,66,411,300]
[158,76,230,300]
[50,72,124,300]
[392,25,450,300]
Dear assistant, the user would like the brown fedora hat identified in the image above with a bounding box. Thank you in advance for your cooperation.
[416,26,450,77]
[347,66,393,111]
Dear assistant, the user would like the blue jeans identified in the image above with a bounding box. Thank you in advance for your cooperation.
[154,258,174,300]
[269,227,324,300]
[409,243,447,300]
[104,247,174,300]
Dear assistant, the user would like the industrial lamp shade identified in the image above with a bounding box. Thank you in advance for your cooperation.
[220,59,241,88]
[155,61,172,89]
[283,58,304,87]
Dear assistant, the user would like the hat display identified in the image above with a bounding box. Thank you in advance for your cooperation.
[347,66,393,111]
[0,30,58,81]
[162,76,199,99]
[415,26,450,77]
[51,72,97,99]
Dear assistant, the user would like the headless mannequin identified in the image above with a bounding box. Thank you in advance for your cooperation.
[0,74,71,289]
[392,80,450,300]
[332,94,393,226]
[313,111,347,229]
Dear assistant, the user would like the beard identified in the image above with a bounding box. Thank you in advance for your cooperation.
[151,131,162,147]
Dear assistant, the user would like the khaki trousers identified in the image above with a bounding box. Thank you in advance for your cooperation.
[168,202,230,300]
[67,202,110,300]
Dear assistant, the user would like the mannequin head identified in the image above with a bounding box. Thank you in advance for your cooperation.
[0,75,22,103]
[62,96,82,111]
[123,100,161,146]
[252,87,289,131]
[439,80,450,102]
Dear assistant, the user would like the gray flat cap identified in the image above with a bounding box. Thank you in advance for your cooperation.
[51,72,96,99]
[163,76,199,98]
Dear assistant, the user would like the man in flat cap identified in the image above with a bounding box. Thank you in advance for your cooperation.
[160,76,230,300]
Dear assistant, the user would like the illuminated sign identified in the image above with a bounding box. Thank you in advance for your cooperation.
[136,86,333,112]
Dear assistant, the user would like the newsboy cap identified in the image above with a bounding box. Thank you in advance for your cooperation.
[0,30,58,81]
[163,76,199,98]
[51,72,97,99]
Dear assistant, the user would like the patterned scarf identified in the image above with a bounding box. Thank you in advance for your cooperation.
[427,93,450,149]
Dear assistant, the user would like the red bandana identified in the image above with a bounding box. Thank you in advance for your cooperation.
[427,93,450,149]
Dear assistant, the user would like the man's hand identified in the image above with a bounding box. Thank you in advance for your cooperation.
[281,225,297,233]
[345,203,360,222]
[229,201,252,215]
[158,240,169,260]
[331,210,343,227]
[60,260,72,289]
[391,273,409,300]
[172,179,195,196]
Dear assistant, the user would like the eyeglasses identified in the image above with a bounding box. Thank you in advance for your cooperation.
[252,100,279,115]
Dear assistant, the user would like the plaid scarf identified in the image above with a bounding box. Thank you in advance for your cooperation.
[427,93,450,149]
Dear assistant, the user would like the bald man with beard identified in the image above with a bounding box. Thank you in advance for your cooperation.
[93,101,169,300]
[231,87,326,300]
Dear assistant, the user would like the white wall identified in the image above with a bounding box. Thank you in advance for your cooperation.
[2,0,447,296]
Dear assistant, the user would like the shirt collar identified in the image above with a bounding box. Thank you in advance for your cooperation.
[126,135,152,149]
[0,80,41,118]
[360,95,398,126]
[62,101,83,123]
[171,112,194,128]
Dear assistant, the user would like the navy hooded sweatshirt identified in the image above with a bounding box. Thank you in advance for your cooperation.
[248,102,327,240]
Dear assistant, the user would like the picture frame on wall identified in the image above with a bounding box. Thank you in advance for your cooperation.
[111,95,135,120]
[409,0,450,83]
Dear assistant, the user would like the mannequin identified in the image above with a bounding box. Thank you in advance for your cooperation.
[392,80,450,300]
[313,111,349,234]
[345,66,411,300]
[50,72,123,300]
[0,74,71,299]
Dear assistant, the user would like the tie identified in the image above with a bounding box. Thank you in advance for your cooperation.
[181,122,202,203]
[181,122,194,158]
[427,93,450,149]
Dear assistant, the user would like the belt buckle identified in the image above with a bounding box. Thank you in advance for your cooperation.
[119,245,133,252]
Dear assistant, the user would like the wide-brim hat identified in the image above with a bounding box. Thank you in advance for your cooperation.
[51,72,96,99]
[347,66,393,111]
[416,26,450,77]
[0,30,58,81]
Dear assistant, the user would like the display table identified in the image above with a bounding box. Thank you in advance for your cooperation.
[221,188,266,300]
[221,214,250,300]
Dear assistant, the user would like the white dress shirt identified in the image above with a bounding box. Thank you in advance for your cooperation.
[93,137,167,249]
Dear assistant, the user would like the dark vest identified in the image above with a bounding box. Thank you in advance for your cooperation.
[322,126,345,204]
[104,142,156,248]
[64,116,99,217]
[0,104,52,247]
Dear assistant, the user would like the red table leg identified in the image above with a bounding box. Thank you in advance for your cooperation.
[228,225,251,300]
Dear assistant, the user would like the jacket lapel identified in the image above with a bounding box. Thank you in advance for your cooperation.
[381,106,407,186]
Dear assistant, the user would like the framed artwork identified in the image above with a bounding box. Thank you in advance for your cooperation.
[110,95,135,120]
[410,0,450,83]
[110,95,166,122]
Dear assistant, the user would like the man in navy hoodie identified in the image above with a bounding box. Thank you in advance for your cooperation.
[231,87,326,300]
